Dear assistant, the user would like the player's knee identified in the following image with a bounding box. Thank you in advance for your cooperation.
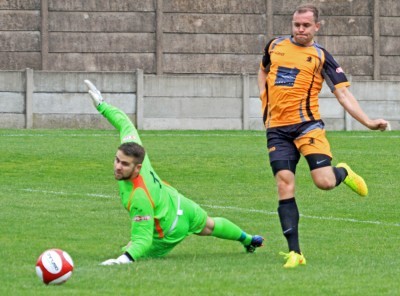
[276,176,295,196]
[313,175,336,190]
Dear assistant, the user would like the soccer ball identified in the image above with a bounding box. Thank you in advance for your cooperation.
[35,249,74,285]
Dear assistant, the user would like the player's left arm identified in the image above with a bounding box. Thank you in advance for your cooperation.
[321,49,389,131]
[333,87,389,131]
[84,80,143,145]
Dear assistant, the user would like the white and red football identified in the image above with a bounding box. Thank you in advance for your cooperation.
[35,249,74,285]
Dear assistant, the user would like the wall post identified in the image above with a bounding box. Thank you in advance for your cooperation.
[25,68,34,129]
[373,0,380,80]
[156,0,164,75]
[136,69,144,129]
[41,0,49,70]
[242,73,249,130]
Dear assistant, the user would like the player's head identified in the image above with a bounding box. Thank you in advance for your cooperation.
[114,142,146,180]
[292,4,320,46]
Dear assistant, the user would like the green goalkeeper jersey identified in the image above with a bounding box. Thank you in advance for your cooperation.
[98,103,181,260]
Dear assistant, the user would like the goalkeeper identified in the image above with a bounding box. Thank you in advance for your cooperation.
[84,80,264,265]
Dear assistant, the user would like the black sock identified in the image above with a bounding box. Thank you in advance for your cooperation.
[333,167,347,186]
[278,197,301,254]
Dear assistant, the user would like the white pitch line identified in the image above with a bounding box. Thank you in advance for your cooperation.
[1,133,399,138]
[19,188,400,227]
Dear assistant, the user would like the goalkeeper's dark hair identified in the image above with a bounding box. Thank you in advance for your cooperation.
[118,142,145,165]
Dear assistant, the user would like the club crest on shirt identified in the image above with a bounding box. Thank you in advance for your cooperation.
[133,215,151,222]
[336,67,344,74]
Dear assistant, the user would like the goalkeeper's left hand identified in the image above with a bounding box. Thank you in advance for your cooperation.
[100,254,133,266]
[84,79,104,107]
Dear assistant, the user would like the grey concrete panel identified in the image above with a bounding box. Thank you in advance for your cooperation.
[143,97,242,118]
[249,118,264,131]
[0,0,40,10]
[46,53,155,72]
[334,56,373,76]
[0,71,25,91]
[163,54,260,74]
[34,72,136,92]
[144,75,242,97]
[32,93,136,114]
[273,0,372,16]
[49,0,155,12]
[164,33,266,54]
[0,11,40,30]
[249,76,260,97]
[143,117,243,130]
[33,113,135,129]
[48,12,155,32]
[381,75,400,81]
[164,0,267,13]
[0,32,40,51]
[49,33,156,53]
[274,16,372,36]
[163,13,266,34]
[381,37,400,56]
[0,52,41,70]
[249,97,262,118]
[381,56,400,75]
[351,81,400,101]
[319,98,344,118]
[0,92,25,112]
[358,101,400,119]
[0,114,25,128]
[323,118,345,131]
[380,0,400,17]
[380,17,400,36]
[316,36,373,55]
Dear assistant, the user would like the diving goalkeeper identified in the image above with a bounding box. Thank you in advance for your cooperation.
[84,80,264,265]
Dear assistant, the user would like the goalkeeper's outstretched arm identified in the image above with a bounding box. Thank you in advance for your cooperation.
[84,80,142,145]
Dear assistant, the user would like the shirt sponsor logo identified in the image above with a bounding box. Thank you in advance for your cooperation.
[336,67,344,74]
[133,215,151,222]
[275,66,300,87]
[123,135,137,142]
[273,51,285,56]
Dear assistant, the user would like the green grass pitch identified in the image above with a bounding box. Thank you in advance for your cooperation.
[0,129,399,295]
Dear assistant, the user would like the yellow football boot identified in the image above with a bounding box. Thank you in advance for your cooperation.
[337,163,368,196]
[279,251,306,268]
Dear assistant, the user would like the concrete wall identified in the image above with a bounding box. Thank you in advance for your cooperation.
[1,70,399,130]
[0,0,399,80]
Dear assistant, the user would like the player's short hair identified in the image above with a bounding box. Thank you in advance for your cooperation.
[294,3,319,22]
[118,142,145,165]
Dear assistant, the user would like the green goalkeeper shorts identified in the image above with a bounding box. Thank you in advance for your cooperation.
[141,194,208,258]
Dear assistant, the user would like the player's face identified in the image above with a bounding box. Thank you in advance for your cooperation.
[292,11,320,46]
[114,150,142,180]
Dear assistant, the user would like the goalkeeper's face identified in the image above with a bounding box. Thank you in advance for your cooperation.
[114,150,142,180]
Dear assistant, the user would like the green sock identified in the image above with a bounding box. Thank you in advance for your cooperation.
[211,217,252,245]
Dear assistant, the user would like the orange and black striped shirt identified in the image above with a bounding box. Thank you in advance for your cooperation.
[260,36,350,128]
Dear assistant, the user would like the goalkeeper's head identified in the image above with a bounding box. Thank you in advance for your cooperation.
[113,142,146,180]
